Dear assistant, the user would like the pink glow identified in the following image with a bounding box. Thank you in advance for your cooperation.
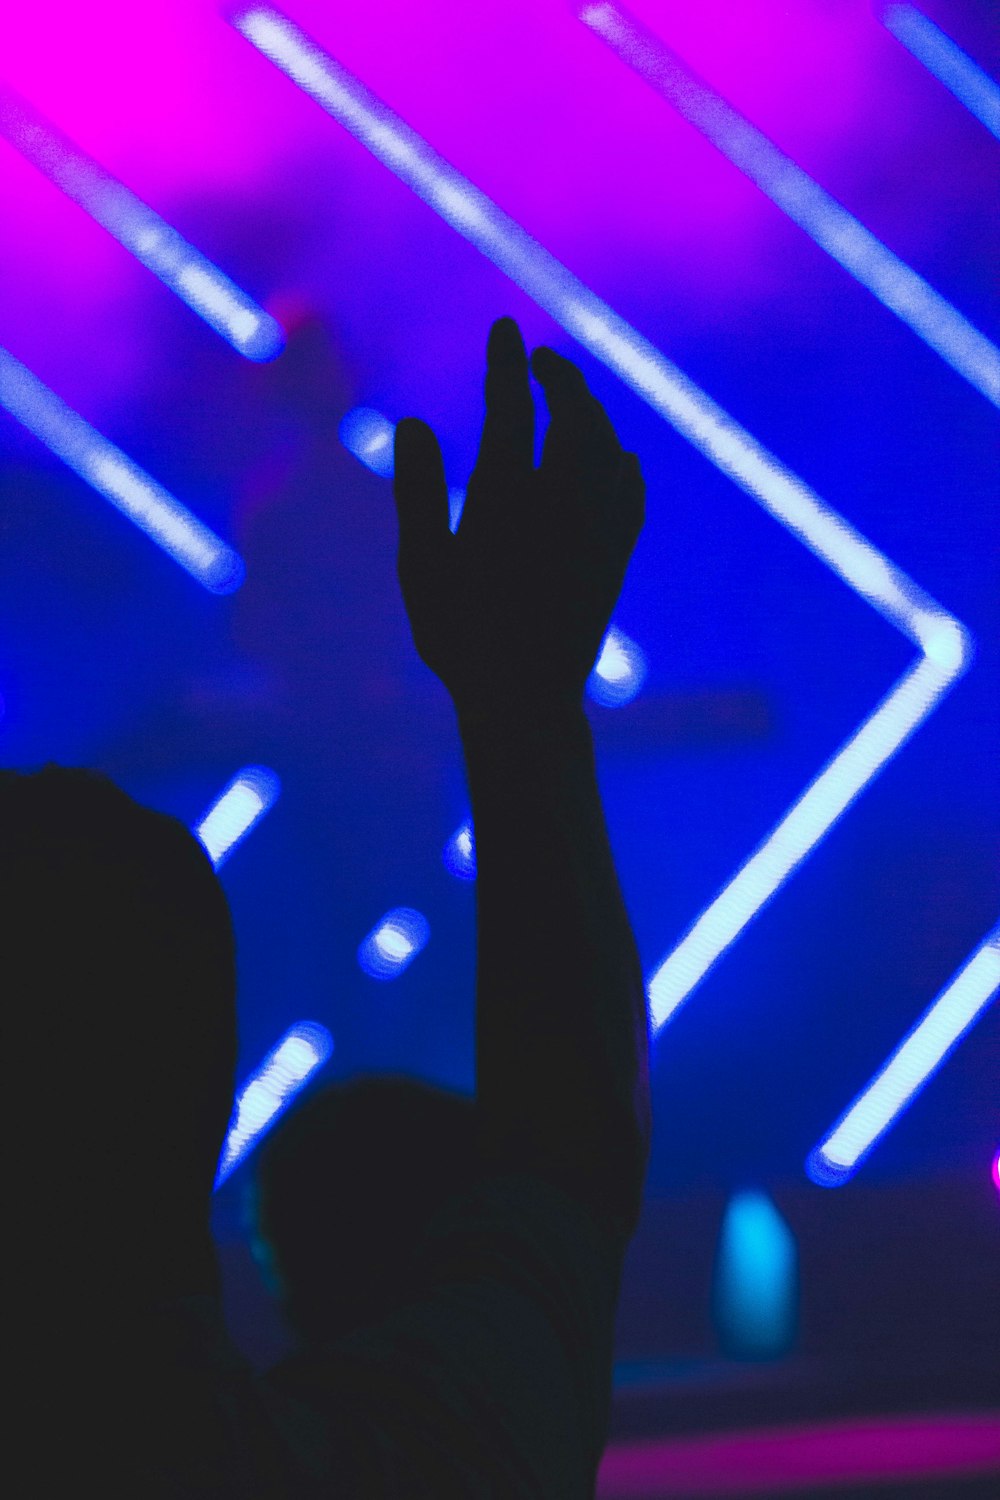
[596,1412,1000,1497]
[993,1148,1000,1194]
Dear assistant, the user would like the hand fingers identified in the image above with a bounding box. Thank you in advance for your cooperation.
[531,347,623,494]
[393,418,450,555]
[473,317,535,482]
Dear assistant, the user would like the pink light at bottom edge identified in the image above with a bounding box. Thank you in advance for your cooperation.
[596,1412,1000,1497]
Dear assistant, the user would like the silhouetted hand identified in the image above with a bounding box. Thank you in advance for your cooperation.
[393,317,644,714]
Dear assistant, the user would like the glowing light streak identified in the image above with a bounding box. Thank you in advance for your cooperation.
[234,5,974,1031]
[713,1190,797,1359]
[0,345,245,592]
[339,405,396,476]
[882,4,1000,141]
[0,86,283,360]
[807,924,1000,1185]
[588,625,648,707]
[215,1022,334,1186]
[194,766,281,868]
[443,819,477,881]
[575,2,1000,408]
[358,906,430,978]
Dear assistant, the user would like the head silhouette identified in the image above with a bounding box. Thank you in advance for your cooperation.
[0,765,237,1308]
[252,1075,478,1344]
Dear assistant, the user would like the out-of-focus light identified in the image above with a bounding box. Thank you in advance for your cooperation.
[235,5,973,1034]
[647,654,961,1030]
[443,819,477,881]
[194,766,281,869]
[882,4,1000,141]
[448,486,466,534]
[215,1022,334,1187]
[358,906,430,979]
[993,1149,1000,1195]
[588,625,648,707]
[339,405,396,476]
[713,1190,797,1360]
[807,924,1000,1185]
[0,345,245,592]
[0,87,283,361]
[576,2,1000,408]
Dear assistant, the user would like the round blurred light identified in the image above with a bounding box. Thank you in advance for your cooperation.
[358,906,430,979]
[587,625,648,707]
[339,406,396,477]
[443,820,477,880]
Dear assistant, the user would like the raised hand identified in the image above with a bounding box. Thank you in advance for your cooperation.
[392,317,644,714]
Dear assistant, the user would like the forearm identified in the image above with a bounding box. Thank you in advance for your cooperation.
[459,700,651,1237]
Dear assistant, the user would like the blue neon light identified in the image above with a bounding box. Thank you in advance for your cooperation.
[587,625,648,707]
[194,766,281,869]
[215,1022,334,1187]
[882,4,1000,141]
[357,906,431,979]
[0,346,246,592]
[234,5,973,1033]
[339,405,396,476]
[807,924,1000,1185]
[713,1190,797,1359]
[0,87,283,361]
[443,820,477,881]
[576,3,1000,408]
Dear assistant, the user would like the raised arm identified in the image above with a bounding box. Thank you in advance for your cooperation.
[393,318,651,1239]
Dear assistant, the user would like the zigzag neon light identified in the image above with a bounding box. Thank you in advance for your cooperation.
[575,2,1000,408]
[808,923,1000,1184]
[882,4,1000,142]
[0,85,283,361]
[215,1021,334,1187]
[0,345,245,592]
[233,6,974,1034]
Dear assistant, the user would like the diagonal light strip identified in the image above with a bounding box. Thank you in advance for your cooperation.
[233,6,974,1033]
[215,1021,334,1187]
[194,765,281,868]
[807,922,1000,1184]
[0,84,284,361]
[881,3,1000,141]
[0,344,245,592]
[575,1,1000,408]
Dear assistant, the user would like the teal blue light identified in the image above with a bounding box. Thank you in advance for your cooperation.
[713,1189,797,1360]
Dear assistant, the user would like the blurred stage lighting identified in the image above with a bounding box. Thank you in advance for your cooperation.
[576,3,1000,409]
[807,922,1000,1185]
[588,625,648,707]
[882,3,1000,141]
[0,345,246,592]
[358,906,431,979]
[194,766,281,869]
[215,1021,334,1187]
[713,1189,797,1360]
[339,405,396,476]
[0,86,284,361]
[233,5,974,1036]
[443,819,477,881]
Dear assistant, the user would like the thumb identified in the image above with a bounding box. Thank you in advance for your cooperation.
[393,418,450,551]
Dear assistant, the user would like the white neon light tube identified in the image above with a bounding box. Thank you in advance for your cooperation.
[575,2,1000,408]
[0,85,284,361]
[194,766,281,868]
[233,6,974,1031]
[0,345,245,592]
[882,4,1000,141]
[215,1021,334,1186]
[808,924,1000,1183]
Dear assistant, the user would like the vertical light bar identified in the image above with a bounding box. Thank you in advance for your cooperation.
[575,2,1000,408]
[233,6,975,1027]
[194,766,281,868]
[0,345,245,592]
[882,4,1000,141]
[807,923,1000,1185]
[215,1022,334,1187]
[713,1190,797,1359]
[0,86,284,361]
